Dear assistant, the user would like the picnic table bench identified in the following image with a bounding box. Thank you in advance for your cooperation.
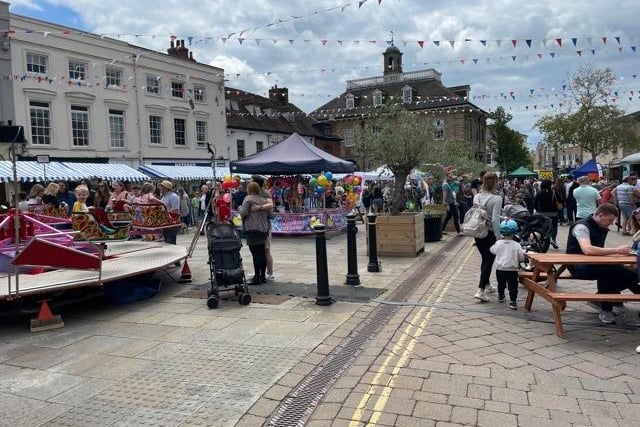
[518,252,640,337]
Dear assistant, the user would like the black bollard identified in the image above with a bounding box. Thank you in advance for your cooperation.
[314,224,334,306]
[367,212,381,272]
[345,213,361,286]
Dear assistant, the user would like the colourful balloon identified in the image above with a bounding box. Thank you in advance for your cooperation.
[222,180,233,189]
[317,175,327,186]
[223,193,231,203]
[352,177,360,185]
[309,177,317,186]
[231,179,240,188]
[223,175,231,182]
[316,185,324,193]
[344,176,353,184]
[325,172,333,180]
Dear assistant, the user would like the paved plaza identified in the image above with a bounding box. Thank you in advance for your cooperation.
[1,223,639,426]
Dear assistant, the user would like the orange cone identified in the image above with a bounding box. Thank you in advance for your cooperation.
[30,300,64,332]
[178,260,192,283]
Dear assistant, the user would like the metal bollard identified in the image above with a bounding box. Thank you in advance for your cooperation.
[367,212,381,272]
[314,224,334,306]
[345,213,361,286]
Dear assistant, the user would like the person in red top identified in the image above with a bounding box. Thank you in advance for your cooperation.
[215,191,231,223]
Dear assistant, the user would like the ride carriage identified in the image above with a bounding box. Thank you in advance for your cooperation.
[71,208,131,242]
[130,203,181,233]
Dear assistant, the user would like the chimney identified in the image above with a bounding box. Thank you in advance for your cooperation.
[167,38,196,62]
[268,85,289,106]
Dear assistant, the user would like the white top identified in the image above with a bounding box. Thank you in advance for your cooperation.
[490,239,526,271]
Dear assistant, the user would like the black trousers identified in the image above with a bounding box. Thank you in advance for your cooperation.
[475,231,497,288]
[248,243,267,281]
[442,202,460,233]
[496,270,518,302]
[568,264,640,312]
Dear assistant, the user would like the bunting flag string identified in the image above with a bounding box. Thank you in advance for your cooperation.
[221,45,637,80]
[2,27,636,52]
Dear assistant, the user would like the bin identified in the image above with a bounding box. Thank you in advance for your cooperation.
[424,214,443,242]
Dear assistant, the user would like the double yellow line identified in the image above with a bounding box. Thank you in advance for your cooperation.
[348,244,475,426]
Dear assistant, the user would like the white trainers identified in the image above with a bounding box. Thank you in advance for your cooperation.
[598,311,615,324]
[485,285,497,294]
[474,289,489,302]
[266,273,275,281]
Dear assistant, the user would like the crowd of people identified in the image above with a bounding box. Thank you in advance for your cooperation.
[464,170,640,325]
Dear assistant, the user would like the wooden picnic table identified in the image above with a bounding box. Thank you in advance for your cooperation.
[519,252,639,337]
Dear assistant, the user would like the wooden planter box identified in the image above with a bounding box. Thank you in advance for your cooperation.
[367,212,425,257]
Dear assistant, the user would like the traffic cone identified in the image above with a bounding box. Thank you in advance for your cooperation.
[30,300,64,332]
[178,259,192,283]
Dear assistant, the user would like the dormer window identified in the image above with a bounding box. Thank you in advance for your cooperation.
[346,93,354,109]
[402,86,413,103]
[373,90,383,107]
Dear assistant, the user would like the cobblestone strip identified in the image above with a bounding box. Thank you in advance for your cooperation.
[235,237,468,427]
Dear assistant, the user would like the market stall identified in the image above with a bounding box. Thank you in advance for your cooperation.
[230,133,355,235]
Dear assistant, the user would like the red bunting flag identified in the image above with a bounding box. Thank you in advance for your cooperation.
[511,39,517,47]
[555,38,562,47]
[417,40,424,49]
[321,39,327,45]
[602,36,607,44]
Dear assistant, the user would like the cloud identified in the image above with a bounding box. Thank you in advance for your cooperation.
[9,0,640,146]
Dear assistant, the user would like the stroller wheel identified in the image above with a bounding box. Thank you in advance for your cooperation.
[207,295,219,309]
[238,293,251,306]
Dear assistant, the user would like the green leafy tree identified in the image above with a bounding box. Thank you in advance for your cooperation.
[488,106,532,172]
[536,65,640,160]
[357,104,439,215]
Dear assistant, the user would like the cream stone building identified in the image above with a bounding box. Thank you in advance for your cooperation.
[0,1,226,168]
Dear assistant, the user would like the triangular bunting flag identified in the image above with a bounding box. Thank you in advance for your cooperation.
[472,58,478,64]
[255,39,261,45]
[618,47,623,53]
[289,39,294,45]
[512,56,516,61]
[512,39,517,47]
[556,38,562,47]
[537,53,543,59]
[602,36,607,44]
[238,38,244,44]
[572,37,578,46]
[272,39,277,44]
[496,40,502,48]
[321,40,327,46]
[591,49,596,55]
[586,37,593,46]
[358,0,367,8]
[480,40,486,46]
[187,36,193,45]
[526,39,532,48]
[577,50,582,56]
[615,36,621,45]
[549,52,556,58]
[417,40,424,49]
[221,37,227,43]
[449,40,455,49]
[433,40,440,46]
[541,39,547,47]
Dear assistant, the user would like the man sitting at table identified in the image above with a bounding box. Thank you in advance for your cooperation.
[566,203,640,324]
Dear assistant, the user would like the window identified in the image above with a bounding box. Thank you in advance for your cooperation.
[466,119,473,140]
[146,75,160,94]
[71,105,90,146]
[193,84,205,102]
[256,140,264,152]
[109,109,125,148]
[372,124,381,135]
[485,152,493,165]
[344,127,354,147]
[173,118,186,146]
[171,81,185,98]
[346,94,354,109]
[434,119,444,140]
[105,66,123,88]
[195,120,207,148]
[68,60,87,81]
[373,91,383,107]
[402,87,412,103]
[26,52,47,74]
[149,115,163,145]
[237,139,245,158]
[29,101,51,145]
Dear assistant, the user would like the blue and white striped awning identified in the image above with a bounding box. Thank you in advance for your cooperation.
[0,161,86,183]
[62,162,149,182]
[139,164,229,181]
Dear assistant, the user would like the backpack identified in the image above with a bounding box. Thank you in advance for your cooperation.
[462,196,490,238]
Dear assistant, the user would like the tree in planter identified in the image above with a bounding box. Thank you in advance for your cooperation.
[356,104,439,215]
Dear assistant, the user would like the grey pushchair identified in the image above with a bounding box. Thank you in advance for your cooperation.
[206,222,251,309]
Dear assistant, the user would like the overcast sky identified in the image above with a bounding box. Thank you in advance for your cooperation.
[8,0,640,146]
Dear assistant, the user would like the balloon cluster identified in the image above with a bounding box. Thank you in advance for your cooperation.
[309,171,334,196]
[222,175,241,190]
[341,175,362,205]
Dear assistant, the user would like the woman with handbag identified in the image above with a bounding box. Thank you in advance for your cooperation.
[240,182,271,285]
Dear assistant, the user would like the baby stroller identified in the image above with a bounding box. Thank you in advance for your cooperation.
[206,221,251,309]
[503,204,553,253]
